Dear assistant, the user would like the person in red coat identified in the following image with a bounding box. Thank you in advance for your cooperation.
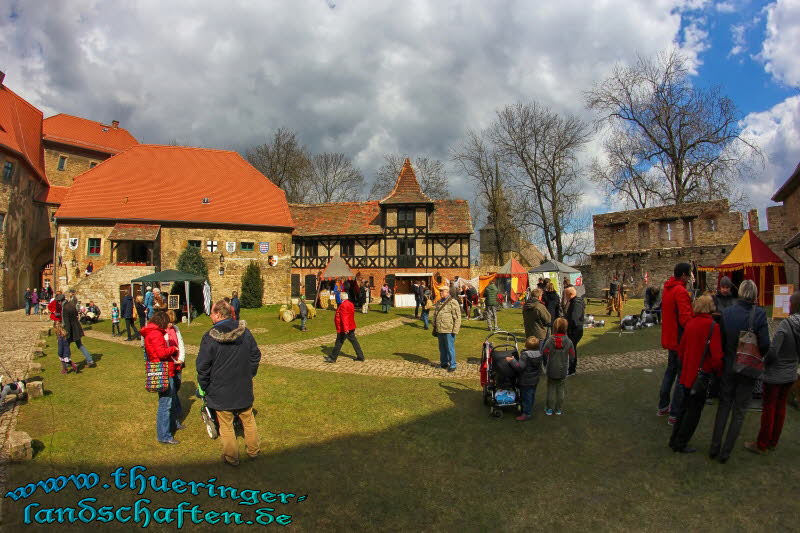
[668,295,724,453]
[657,263,694,425]
[142,311,181,444]
[324,294,365,363]
[48,293,64,324]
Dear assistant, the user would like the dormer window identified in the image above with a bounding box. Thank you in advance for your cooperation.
[398,208,414,228]
[202,198,210,204]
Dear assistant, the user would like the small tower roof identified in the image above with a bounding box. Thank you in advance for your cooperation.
[379,158,433,205]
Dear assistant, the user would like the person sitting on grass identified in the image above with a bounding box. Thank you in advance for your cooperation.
[542,318,575,416]
[55,323,78,374]
[324,294,365,363]
[507,336,544,422]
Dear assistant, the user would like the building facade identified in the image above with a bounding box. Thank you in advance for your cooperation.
[290,159,473,300]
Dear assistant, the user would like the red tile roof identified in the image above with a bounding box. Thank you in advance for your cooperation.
[108,223,161,241]
[0,83,46,182]
[56,145,294,229]
[380,158,433,204]
[772,161,800,203]
[289,199,472,236]
[43,114,139,155]
[34,185,70,204]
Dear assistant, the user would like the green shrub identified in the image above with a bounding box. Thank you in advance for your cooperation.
[240,261,263,308]
[176,245,208,279]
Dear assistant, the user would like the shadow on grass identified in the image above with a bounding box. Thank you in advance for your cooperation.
[394,352,434,366]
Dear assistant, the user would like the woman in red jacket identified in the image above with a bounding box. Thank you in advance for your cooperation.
[669,295,724,453]
[142,311,180,445]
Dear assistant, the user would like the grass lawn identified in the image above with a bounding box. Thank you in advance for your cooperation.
[302,299,662,363]
[5,335,799,531]
[90,305,407,346]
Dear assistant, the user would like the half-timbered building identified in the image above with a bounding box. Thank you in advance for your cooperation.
[290,159,473,302]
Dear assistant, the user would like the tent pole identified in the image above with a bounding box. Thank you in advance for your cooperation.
[185,280,191,326]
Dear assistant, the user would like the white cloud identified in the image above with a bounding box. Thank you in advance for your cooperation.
[760,0,800,87]
[739,95,800,224]
[716,1,738,13]
[729,23,747,55]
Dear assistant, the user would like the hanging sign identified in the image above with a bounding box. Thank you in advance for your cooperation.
[268,255,278,267]
[259,242,270,254]
[68,237,79,250]
[225,241,236,253]
[207,240,218,252]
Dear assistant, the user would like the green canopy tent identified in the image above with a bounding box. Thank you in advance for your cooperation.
[529,259,583,296]
[130,269,206,325]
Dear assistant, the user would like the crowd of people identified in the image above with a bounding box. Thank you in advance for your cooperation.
[658,262,800,463]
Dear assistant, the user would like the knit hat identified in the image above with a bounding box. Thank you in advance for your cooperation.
[719,276,733,288]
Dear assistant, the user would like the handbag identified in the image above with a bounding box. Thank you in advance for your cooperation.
[690,320,716,396]
[733,307,764,379]
[144,351,169,393]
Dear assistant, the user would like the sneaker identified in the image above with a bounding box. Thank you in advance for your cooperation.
[87,362,96,368]
[667,416,677,426]
[544,408,553,416]
[657,406,670,416]
[515,414,531,422]
[160,439,180,445]
[71,362,79,373]
[323,356,336,364]
[447,366,456,373]
[743,441,767,455]
[555,409,562,415]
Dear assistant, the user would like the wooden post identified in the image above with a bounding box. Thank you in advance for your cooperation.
[185,280,191,325]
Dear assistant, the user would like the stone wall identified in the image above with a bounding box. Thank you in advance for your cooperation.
[43,144,108,187]
[0,152,52,310]
[159,227,292,305]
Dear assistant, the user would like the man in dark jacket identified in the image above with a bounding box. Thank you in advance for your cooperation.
[197,300,262,466]
[658,263,693,424]
[564,287,584,375]
[61,291,95,367]
[483,282,499,331]
[413,281,422,318]
[230,291,241,320]
[120,290,136,341]
[709,280,770,463]
[713,276,736,312]
[522,288,551,340]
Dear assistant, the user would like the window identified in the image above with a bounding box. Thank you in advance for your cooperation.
[188,240,201,249]
[89,162,98,168]
[87,238,101,256]
[397,238,415,267]
[2,161,13,182]
[240,241,254,251]
[397,208,414,228]
[340,238,355,256]
[708,218,717,232]
[306,241,318,257]
[57,156,67,171]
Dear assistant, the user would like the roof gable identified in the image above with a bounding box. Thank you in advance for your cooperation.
[55,145,294,228]
[772,162,800,203]
[379,158,433,205]
[43,114,139,154]
[0,83,46,182]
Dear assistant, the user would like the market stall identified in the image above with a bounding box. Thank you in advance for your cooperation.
[130,269,206,325]
[528,259,583,296]
[315,255,355,309]
[496,258,529,303]
[698,229,786,307]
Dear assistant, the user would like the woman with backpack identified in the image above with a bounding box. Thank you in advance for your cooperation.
[709,280,770,463]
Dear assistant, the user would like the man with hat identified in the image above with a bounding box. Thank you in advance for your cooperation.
[432,285,462,372]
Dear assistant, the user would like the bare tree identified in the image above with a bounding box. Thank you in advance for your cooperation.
[244,128,312,203]
[308,152,365,203]
[452,130,521,266]
[585,50,761,207]
[590,130,660,209]
[491,102,592,262]
[368,154,450,200]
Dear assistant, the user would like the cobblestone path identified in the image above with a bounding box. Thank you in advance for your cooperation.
[85,317,672,379]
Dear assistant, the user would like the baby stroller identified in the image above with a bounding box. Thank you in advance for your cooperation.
[480,331,522,418]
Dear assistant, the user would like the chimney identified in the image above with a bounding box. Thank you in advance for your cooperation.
[0,71,5,86]
[748,209,760,231]
[111,120,119,129]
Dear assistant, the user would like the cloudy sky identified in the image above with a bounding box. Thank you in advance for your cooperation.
[1,0,798,229]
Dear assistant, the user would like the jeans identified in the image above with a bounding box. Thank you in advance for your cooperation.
[520,385,537,415]
[156,377,179,442]
[300,316,307,330]
[217,407,260,465]
[658,350,684,416]
[485,306,497,330]
[669,384,708,450]
[711,373,755,458]
[421,310,430,329]
[72,338,94,364]
[33,303,40,315]
[546,378,565,411]
[414,300,421,318]
[25,302,30,315]
[437,333,456,369]
[125,318,138,339]
[757,382,793,450]
[330,331,364,361]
